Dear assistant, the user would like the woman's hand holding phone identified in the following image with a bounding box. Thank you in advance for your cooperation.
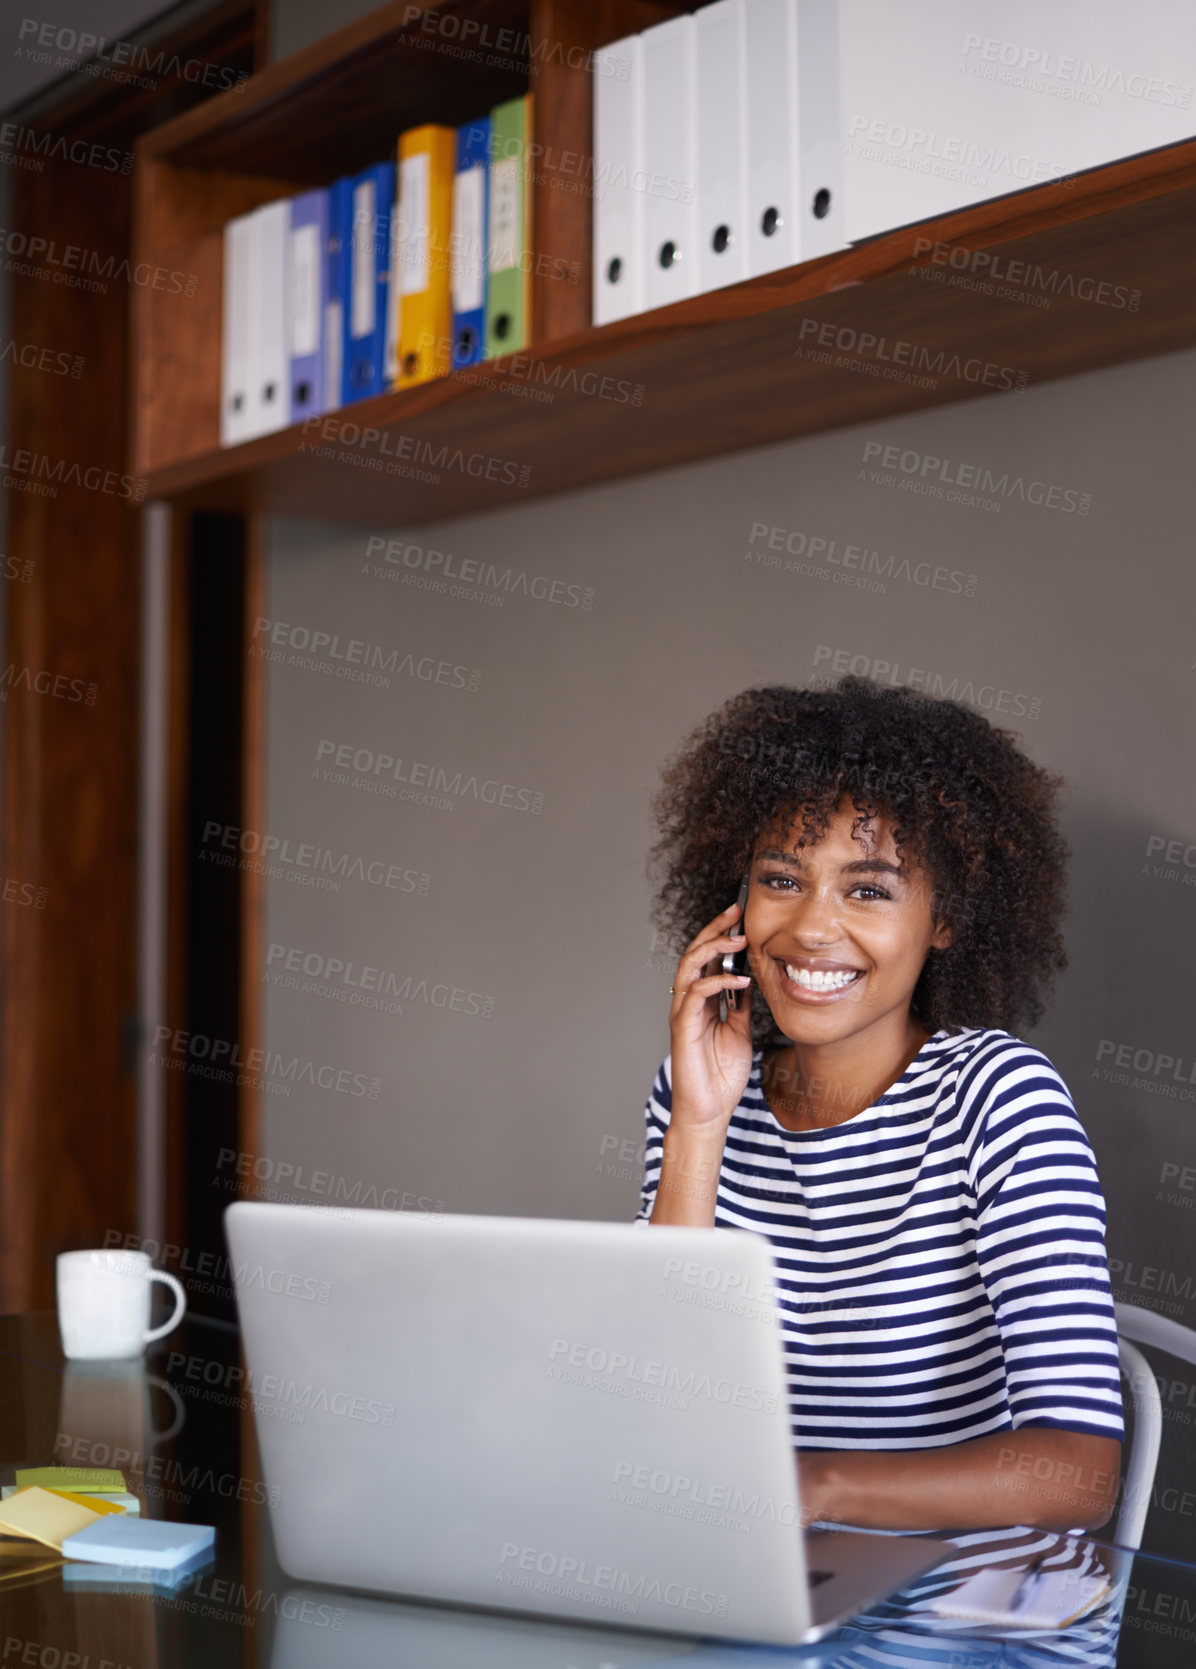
[667,896,754,1116]
[651,898,754,1227]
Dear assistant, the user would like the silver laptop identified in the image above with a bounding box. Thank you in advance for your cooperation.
[226,1202,949,1646]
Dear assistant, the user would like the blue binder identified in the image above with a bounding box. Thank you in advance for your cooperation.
[289,188,328,420]
[343,161,395,402]
[326,176,352,412]
[451,118,490,368]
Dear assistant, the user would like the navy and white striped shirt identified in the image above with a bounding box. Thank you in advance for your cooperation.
[633,1027,1124,1451]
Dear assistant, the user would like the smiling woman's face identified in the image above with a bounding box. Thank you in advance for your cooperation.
[745,797,952,1047]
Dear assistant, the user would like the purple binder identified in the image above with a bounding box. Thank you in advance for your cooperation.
[289,188,329,420]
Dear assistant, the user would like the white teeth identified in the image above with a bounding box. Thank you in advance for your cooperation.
[784,963,861,991]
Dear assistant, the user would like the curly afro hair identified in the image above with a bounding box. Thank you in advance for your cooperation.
[647,676,1069,1047]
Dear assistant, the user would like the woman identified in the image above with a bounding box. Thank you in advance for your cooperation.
[635,677,1124,1535]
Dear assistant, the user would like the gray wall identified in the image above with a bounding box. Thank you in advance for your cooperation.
[270,0,380,61]
[0,2,181,114]
[259,350,1196,1231]
[256,0,1196,1562]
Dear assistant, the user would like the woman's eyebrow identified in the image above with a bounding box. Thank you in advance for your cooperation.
[754,847,906,878]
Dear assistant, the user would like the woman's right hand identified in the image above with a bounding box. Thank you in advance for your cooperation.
[667,900,756,1135]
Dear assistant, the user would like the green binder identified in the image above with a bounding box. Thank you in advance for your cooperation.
[484,94,532,357]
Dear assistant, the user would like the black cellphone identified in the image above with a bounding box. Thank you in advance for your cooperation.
[718,871,752,1023]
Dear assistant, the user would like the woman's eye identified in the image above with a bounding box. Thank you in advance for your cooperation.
[759,875,891,900]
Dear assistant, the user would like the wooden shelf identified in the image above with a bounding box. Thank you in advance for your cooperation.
[129,0,1196,526]
[130,0,678,479]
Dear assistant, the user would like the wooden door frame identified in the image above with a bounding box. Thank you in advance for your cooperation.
[0,0,263,1314]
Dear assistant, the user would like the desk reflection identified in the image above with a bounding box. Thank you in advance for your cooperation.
[58,1357,186,1508]
[266,1584,698,1668]
[264,1537,1131,1669]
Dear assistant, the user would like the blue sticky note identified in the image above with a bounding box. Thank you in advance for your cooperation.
[61,1516,215,1569]
[63,1545,215,1592]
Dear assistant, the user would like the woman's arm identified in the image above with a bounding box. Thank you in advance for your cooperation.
[648,1126,727,1226]
[798,1428,1123,1533]
[645,899,756,1227]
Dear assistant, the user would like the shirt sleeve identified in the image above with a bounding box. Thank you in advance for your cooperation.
[631,1056,673,1227]
[961,1036,1124,1442]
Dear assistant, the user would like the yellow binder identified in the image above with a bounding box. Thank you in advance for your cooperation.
[395,124,457,388]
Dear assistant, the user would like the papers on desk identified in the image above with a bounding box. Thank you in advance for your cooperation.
[0,1486,112,1550]
[0,1466,213,1573]
[0,1468,135,1555]
[930,1562,1111,1630]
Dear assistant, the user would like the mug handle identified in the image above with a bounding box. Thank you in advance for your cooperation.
[144,1269,187,1344]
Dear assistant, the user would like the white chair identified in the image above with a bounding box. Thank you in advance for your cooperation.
[1113,1301,1196,1548]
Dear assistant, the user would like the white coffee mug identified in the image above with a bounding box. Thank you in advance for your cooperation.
[56,1250,187,1361]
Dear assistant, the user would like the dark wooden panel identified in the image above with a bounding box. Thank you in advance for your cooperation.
[0,5,260,1314]
[0,159,141,1311]
[138,136,1196,525]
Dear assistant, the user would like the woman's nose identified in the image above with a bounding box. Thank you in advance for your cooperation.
[787,885,842,944]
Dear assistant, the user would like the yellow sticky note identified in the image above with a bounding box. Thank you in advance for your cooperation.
[15,1467,126,1493]
[51,1491,125,1517]
[0,1487,103,1551]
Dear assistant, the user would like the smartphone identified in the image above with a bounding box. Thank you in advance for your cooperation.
[718,871,752,1023]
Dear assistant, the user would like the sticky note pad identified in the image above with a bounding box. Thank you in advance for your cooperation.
[0,1487,104,1550]
[62,1516,215,1569]
[63,1545,214,1593]
[3,1486,138,1514]
[15,1467,126,1493]
[48,1491,125,1517]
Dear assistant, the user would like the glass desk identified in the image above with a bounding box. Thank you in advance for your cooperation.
[1,1311,1191,1666]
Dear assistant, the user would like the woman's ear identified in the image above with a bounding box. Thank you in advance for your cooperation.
[931,917,953,951]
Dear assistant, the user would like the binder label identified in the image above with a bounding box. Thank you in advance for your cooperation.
[325,300,342,408]
[398,153,430,298]
[489,157,520,273]
[451,165,485,313]
[290,224,320,357]
[351,179,376,338]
